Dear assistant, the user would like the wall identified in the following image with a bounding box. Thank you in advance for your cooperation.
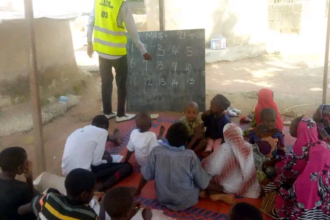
[144,0,268,46]
[268,0,326,34]
[0,19,81,108]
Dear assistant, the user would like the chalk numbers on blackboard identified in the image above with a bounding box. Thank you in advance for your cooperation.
[159,78,166,86]
[178,31,186,39]
[157,44,165,56]
[172,62,177,73]
[185,63,192,72]
[157,61,164,70]
[172,46,179,55]
[186,47,193,56]
[130,58,136,69]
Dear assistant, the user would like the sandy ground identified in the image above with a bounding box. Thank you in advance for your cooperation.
[0,49,327,177]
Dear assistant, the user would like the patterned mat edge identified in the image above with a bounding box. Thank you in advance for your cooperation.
[135,197,228,220]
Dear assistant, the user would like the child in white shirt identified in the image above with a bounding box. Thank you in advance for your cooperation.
[124,112,158,167]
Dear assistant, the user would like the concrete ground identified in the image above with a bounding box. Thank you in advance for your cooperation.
[0,50,326,178]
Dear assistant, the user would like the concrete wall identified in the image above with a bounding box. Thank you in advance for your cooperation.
[268,0,326,34]
[144,0,268,46]
[0,19,81,108]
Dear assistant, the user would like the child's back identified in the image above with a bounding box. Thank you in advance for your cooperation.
[140,123,211,210]
[127,129,158,166]
[126,112,158,167]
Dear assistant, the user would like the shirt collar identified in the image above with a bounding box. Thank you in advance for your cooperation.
[160,141,185,151]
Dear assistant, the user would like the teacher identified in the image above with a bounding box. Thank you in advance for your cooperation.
[87,0,152,123]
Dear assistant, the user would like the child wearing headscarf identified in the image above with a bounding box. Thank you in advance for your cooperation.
[253,88,283,130]
[313,104,330,144]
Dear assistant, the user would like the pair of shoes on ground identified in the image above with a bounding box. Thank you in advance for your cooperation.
[104,112,135,123]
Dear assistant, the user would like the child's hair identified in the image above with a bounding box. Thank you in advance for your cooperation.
[260,108,276,121]
[103,187,134,219]
[166,122,189,147]
[184,101,199,112]
[0,146,26,172]
[211,94,231,110]
[136,111,152,132]
[229,202,263,220]
[92,115,109,130]
[65,168,96,197]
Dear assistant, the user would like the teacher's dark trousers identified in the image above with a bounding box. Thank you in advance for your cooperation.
[99,55,128,117]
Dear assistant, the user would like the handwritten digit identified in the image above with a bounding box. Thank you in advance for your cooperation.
[172,62,177,73]
[157,44,165,56]
[185,63,192,72]
[172,46,179,55]
[130,58,136,69]
[177,31,186,39]
[159,78,166,86]
[157,61,164,70]
[190,78,195,84]
[186,47,193,57]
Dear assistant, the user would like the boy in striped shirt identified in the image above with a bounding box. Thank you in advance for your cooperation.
[18,169,98,220]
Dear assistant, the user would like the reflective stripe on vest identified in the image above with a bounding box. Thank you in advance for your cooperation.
[93,0,127,56]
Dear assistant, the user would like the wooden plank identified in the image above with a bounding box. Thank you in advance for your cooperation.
[323,1,330,104]
[24,0,46,174]
[159,0,165,31]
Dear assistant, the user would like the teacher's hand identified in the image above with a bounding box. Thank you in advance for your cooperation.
[143,53,152,61]
[87,43,94,58]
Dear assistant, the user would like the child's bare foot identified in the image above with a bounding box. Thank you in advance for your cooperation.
[158,126,165,140]
[202,151,212,158]
[199,191,209,199]
[210,194,235,205]
[112,128,122,145]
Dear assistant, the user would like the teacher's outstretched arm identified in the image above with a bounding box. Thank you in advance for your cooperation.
[121,2,152,61]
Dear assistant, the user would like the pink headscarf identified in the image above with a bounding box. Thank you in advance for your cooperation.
[292,117,319,156]
[274,117,319,187]
[294,141,330,210]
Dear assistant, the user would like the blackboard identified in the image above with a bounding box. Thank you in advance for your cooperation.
[126,29,205,112]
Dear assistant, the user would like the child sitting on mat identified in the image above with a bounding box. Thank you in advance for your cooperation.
[0,147,36,220]
[125,111,159,167]
[180,101,206,153]
[229,203,263,220]
[100,187,152,220]
[19,168,98,220]
[202,94,231,157]
[135,122,223,211]
[249,108,285,159]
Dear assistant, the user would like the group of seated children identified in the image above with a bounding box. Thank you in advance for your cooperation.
[0,146,263,220]
[0,89,292,219]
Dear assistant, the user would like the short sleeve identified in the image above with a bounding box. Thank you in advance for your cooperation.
[149,133,159,149]
[127,130,137,152]
[191,154,211,190]
[141,148,156,181]
[127,139,135,152]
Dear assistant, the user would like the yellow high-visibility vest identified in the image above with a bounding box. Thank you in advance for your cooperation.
[93,0,127,56]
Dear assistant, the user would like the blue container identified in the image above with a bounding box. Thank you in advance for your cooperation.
[59,96,69,104]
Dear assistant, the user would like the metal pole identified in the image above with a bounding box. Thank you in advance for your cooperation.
[323,1,330,104]
[24,0,46,174]
[159,0,165,31]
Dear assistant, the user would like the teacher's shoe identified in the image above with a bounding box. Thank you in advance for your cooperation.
[116,114,136,123]
[105,112,117,120]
